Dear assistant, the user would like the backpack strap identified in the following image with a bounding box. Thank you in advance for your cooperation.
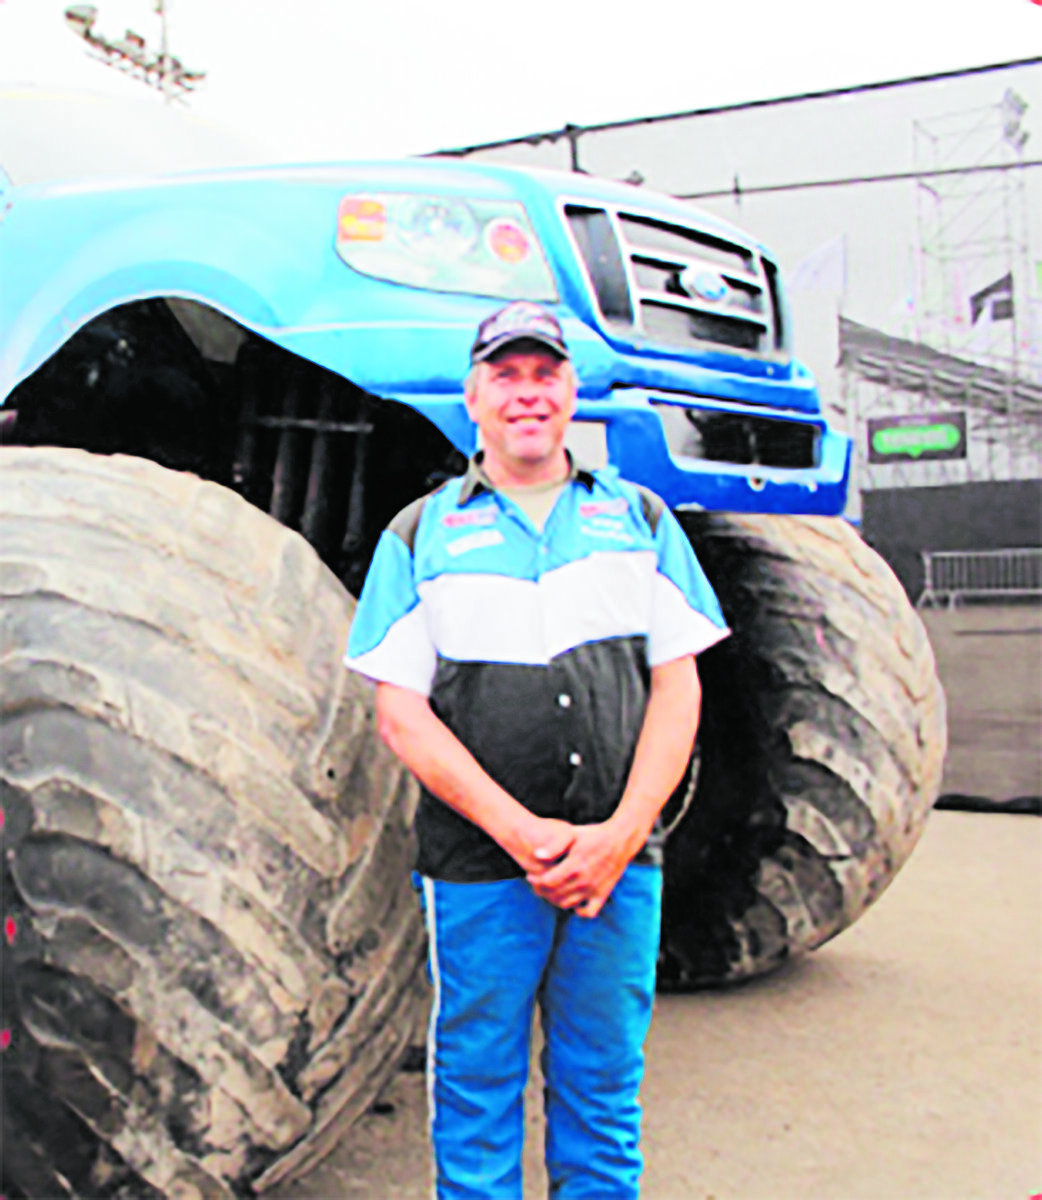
[387,479,453,553]
[635,484,666,536]
[387,494,428,554]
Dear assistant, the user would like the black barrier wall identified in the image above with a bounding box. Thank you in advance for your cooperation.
[861,480,1042,601]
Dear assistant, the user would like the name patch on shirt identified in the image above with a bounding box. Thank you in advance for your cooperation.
[579,498,629,517]
[442,507,498,528]
[446,529,505,557]
[580,515,634,543]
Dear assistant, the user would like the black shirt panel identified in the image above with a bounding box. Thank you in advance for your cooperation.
[414,634,663,882]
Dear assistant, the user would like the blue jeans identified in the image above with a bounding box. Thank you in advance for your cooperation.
[419,864,662,1199]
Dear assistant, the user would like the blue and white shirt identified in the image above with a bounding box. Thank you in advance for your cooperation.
[345,455,729,881]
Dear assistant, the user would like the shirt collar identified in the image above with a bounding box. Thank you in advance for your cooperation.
[458,451,596,505]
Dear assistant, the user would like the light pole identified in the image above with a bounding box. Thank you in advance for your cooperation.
[156,0,170,102]
[63,0,205,100]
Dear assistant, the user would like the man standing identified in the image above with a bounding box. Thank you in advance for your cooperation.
[344,301,728,1198]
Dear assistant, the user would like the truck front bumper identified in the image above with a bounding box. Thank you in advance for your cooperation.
[395,387,852,518]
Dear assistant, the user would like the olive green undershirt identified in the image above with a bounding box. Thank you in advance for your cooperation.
[497,476,569,533]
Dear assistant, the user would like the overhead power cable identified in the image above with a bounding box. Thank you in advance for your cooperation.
[432,57,1042,156]
[679,159,1042,201]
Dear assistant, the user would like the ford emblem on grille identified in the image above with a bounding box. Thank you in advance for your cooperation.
[681,267,728,303]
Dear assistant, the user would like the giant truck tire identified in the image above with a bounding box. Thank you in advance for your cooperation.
[661,512,947,988]
[0,447,426,1199]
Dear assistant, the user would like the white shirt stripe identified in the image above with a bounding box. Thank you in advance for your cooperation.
[417,550,658,665]
[649,573,731,665]
[344,603,436,694]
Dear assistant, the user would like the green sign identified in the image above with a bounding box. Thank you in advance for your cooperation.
[868,413,967,463]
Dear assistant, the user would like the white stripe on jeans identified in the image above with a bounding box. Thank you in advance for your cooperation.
[421,874,441,1200]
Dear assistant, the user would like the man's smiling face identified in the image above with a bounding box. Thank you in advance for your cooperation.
[465,341,577,486]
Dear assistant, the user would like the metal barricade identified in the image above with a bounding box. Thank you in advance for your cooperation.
[918,548,1042,608]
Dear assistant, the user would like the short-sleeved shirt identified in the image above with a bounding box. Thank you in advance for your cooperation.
[344,455,729,882]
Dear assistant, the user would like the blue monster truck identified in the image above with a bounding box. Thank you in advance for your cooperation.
[0,92,945,1199]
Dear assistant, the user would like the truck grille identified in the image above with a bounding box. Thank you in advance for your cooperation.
[651,400,819,470]
[565,204,784,357]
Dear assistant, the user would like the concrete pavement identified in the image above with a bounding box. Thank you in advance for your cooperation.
[278,602,1042,1200]
[277,812,1042,1200]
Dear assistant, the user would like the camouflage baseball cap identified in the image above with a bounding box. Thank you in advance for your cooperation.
[470,301,570,365]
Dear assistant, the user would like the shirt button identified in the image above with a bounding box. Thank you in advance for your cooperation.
[569,751,582,767]
[557,694,572,709]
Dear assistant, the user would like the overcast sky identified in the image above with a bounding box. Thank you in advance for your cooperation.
[1,0,1040,158]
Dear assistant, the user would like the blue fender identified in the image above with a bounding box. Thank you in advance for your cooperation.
[2,187,314,393]
[0,157,851,517]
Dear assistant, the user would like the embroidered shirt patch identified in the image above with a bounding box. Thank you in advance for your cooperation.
[442,508,498,528]
[446,529,506,557]
[579,498,628,517]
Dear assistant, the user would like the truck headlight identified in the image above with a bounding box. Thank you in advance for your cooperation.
[335,193,557,301]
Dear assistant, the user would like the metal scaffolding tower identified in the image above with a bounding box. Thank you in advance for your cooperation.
[913,90,1034,374]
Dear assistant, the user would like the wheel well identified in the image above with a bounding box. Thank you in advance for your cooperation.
[2,298,466,593]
